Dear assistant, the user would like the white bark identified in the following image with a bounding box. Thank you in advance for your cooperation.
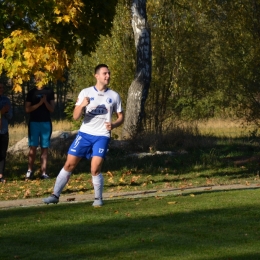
[123,0,151,138]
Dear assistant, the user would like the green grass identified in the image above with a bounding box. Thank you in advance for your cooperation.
[1,189,260,260]
[2,121,260,259]
[2,128,260,200]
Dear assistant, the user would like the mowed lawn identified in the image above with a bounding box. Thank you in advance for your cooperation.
[1,188,260,260]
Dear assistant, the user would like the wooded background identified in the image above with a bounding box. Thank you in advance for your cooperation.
[1,0,260,136]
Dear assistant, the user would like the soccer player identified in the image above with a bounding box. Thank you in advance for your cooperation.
[43,64,124,206]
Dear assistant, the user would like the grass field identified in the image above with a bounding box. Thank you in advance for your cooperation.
[2,119,260,201]
[1,119,260,259]
[1,189,260,260]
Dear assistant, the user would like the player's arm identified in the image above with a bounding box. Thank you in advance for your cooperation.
[105,111,124,131]
[25,99,44,113]
[42,97,55,113]
[112,111,124,129]
[73,97,90,120]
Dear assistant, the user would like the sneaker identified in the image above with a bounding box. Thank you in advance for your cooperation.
[41,174,50,179]
[25,170,33,180]
[92,198,103,207]
[43,194,59,204]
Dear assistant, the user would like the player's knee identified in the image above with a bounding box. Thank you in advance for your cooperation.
[64,162,76,172]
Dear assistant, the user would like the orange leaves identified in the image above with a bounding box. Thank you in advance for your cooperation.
[23,189,31,198]
[0,30,69,92]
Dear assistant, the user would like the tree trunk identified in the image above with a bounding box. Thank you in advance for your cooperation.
[122,0,151,138]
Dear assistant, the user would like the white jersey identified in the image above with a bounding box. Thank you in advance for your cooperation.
[76,86,123,137]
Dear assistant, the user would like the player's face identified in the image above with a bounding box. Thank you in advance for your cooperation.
[96,67,110,86]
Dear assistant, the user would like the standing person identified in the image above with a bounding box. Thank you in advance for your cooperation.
[25,78,55,180]
[0,82,13,183]
[43,64,124,207]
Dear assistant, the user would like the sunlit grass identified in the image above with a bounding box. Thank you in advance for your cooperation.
[196,118,257,137]
[2,118,260,201]
[1,189,260,260]
[8,120,74,146]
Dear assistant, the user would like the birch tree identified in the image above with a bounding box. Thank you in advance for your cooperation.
[123,0,151,138]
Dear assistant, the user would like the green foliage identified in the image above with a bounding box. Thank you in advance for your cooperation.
[67,0,260,132]
[0,0,119,91]
[68,0,135,108]
[64,98,82,129]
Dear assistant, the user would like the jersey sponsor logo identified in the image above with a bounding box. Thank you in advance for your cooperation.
[72,135,82,149]
[70,149,76,152]
[98,94,104,96]
[88,105,108,115]
[99,148,105,153]
[106,98,112,104]
[90,97,94,100]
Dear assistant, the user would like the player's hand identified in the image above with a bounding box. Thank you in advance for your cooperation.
[80,97,90,107]
[39,96,45,105]
[2,104,10,113]
[42,95,47,103]
[105,122,113,131]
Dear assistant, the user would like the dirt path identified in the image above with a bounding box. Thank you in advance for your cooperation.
[0,183,259,210]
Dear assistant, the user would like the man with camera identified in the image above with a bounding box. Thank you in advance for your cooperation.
[25,78,55,180]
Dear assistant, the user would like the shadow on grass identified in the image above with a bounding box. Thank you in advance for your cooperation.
[5,134,260,190]
[1,189,260,259]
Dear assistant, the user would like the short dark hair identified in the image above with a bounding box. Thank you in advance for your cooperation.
[94,64,108,74]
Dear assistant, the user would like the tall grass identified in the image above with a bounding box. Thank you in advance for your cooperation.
[8,120,74,146]
[2,118,260,201]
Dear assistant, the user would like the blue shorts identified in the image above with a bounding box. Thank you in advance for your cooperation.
[28,121,52,148]
[68,131,110,159]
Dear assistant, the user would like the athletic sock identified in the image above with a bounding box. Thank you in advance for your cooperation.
[92,173,104,200]
[53,167,71,197]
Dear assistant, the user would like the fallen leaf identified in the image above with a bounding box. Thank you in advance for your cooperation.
[119,177,125,183]
[108,177,114,183]
[23,189,30,198]
[168,201,177,205]
[107,171,113,177]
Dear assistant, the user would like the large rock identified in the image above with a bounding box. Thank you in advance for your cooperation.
[8,130,129,155]
[8,130,78,155]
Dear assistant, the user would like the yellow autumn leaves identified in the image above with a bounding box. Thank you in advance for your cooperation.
[0,0,84,92]
[54,0,84,28]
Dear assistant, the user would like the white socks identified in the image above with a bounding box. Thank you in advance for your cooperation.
[53,168,71,197]
[92,173,104,200]
[53,170,103,200]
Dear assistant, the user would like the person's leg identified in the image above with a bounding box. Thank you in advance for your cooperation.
[43,154,81,204]
[26,122,39,179]
[40,147,49,178]
[40,122,52,178]
[27,146,37,172]
[53,154,81,196]
[91,156,104,206]
[0,133,8,182]
[91,136,109,206]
